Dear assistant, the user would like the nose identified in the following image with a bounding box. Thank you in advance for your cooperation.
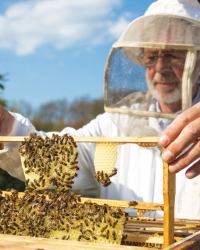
[154,57,170,73]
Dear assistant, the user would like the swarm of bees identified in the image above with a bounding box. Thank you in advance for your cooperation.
[14,133,128,244]
[19,132,79,191]
[95,168,118,187]
[0,189,127,244]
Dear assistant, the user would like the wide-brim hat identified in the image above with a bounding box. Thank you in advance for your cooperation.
[114,0,200,65]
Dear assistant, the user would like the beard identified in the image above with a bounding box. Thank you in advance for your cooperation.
[146,72,182,104]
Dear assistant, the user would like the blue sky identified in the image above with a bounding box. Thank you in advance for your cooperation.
[0,0,155,108]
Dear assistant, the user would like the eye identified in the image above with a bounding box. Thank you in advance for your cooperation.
[144,54,158,63]
[165,53,185,64]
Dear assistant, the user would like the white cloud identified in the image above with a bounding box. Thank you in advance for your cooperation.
[0,0,133,55]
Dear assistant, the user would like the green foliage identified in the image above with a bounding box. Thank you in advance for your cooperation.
[30,96,104,131]
[0,166,25,191]
[0,74,7,108]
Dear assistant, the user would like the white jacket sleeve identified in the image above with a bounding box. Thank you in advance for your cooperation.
[0,112,36,181]
[0,111,109,189]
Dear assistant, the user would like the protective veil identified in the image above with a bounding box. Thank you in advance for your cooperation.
[104,0,200,136]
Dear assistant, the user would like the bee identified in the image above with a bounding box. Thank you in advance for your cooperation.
[71,225,79,229]
[122,234,128,241]
[7,225,15,231]
[66,184,72,188]
[101,225,108,233]
[101,216,106,223]
[63,172,70,177]
[109,212,121,219]
[100,171,104,180]
[106,230,110,240]
[95,222,100,228]
[27,206,32,213]
[31,182,37,189]
[78,235,82,241]
[13,222,20,229]
[82,235,90,241]
[112,219,118,228]
[68,220,73,225]
[25,179,30,186]
[108,168,118,178]
[55,169,61,176]
[69,165,77,170]
[38,175,44,182]
[107,217,112,227]
[62,235,70,240]
[51,155,55,161]
[69,145,73,154]
[46,158,51,163]
[102,180,111,187]
[112,230,117,240]
[75,195,81,202]
[91,233,97,240]
[74,152,78,161]
[128,200,138,206]
[84,219,89,226]
[62,136,68,145]
[33,179,40,187]
[65,224,70,232]
[103,204,108,214]
[60,219,65,226]
[42,179,45,188]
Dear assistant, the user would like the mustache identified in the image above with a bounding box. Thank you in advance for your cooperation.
[152,73,181,83]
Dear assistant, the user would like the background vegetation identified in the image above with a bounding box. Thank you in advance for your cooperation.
[0,74,104,192]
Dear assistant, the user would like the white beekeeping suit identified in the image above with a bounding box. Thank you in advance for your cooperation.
[1,0,200,219]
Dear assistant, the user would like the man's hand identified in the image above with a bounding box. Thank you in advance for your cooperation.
[158,102,200,179]
[0,106,14,150]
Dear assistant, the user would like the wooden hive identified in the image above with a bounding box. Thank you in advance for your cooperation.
[0,135,199,250]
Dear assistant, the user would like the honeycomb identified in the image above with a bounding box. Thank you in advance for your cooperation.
[14,133,128,244]
[0,189,127,244]
[94,142,118,187]
[19,132,78,191]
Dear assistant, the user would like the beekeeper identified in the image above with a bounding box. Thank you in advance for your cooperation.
[0,0,200,219]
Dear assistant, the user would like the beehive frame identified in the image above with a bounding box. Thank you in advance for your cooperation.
[0,135,175,248]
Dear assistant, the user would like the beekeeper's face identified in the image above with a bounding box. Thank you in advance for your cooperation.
[143,48,187,104]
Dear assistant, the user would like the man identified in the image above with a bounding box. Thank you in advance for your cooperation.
[0,0,200,219]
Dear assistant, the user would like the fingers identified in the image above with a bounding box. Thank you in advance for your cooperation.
[161,116,200,163]
[159,103,200,163]
[185,160,200,179]
[158,103,200,179]
[167,140,200,175]
[159,103,200,148]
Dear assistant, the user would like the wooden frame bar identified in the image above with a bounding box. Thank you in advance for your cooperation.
[163,159,175,247]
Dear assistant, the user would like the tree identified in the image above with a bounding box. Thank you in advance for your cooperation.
[67,96,104,128]
[0,74,7,107]
[32,99,69,131]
